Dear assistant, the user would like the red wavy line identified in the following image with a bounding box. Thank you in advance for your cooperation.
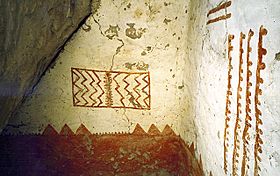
[77,70,90,106]
[72,69,80,84]
[93,71,104,106]
[133,74,142,108]
[123,74,135,107]
[113,73,125,107]
[142,75,150,107]
[85,70,98,106]
[73,71,82,95]
[72,70,83,105]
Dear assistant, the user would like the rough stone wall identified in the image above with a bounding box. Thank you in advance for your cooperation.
[0,0,91,132]
[182,0,280,175]
[5,0,195,140]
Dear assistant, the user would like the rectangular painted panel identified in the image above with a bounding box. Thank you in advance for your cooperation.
[71,68,151,110]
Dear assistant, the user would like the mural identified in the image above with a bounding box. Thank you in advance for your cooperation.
[71,68,151,110]
[206,1,232,25]
[223,26,268,176]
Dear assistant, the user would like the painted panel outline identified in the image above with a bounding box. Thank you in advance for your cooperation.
[71,67,151,110]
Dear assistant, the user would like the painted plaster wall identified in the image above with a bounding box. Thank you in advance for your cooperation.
[4,0,280,175]
[182,0,280,175]
[5,0,195,140]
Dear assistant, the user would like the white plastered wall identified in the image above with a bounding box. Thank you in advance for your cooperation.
[181,0,280,175]
[5,0,280,175]
[6,0,195,141]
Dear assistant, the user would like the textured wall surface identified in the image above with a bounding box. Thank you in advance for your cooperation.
[2,0,280,175]
[0,0,91,132]
[5,0,194,139]
[182,0,280,175]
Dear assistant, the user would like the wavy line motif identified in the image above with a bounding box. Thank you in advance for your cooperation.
[123,73,131,106]
[142,75,150,108]
[113,73,125,107]
[72,69,80,84]
[86,70,98,106]
[71,68,150,110]
[93,71,105,106]
[72,70,84,105]
[78,70,90,106]
[133,74,142,108]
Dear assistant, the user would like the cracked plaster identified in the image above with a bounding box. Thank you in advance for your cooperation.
[3,0,280,175]
[6,0,192,141]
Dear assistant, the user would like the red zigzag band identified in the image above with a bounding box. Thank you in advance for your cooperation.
[71,68,151,110]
